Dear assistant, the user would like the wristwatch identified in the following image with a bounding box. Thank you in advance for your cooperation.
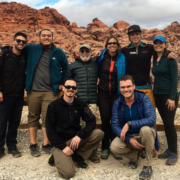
[127,121,132,128]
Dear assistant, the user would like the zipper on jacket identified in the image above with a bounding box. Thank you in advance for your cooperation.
[86,66,90,103]
[109,56,115,94]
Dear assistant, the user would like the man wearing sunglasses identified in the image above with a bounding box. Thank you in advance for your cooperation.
[0,32,27,159]
[46,78,104,179]
[66,44,98,128]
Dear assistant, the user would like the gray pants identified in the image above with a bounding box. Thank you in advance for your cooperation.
[110,126,156,166]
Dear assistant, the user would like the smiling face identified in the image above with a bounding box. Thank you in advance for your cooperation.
[79,47,91,62]
[119,80,135,101]
[129,32,141,46]
[14,35,27,51]
[153,40,166,53]
[63,80,77,98]
[40,30,53,48]
[106,38,118,55]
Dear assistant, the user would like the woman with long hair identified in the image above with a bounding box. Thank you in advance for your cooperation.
[96,36,126,159]
[152,35,179,165]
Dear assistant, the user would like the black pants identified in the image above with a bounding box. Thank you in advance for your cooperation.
[0,96,24,151]
[98,89,119,150]
[154,94,179,154]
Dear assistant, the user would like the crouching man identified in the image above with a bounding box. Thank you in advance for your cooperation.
[110,75,159,180]
[46,78,104,179]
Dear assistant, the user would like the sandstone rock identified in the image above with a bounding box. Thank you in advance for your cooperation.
[113,21,130,29]
[71,22,78,28]
[171,21,179,27]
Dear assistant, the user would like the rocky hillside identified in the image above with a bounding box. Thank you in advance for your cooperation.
[0,2,179,83]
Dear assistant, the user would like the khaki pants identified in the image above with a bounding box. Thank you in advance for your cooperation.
[52,129,104,179]
[28,91,57,127]
[80,104,97,129]
[136,88,156,109]
[110,126,156,166]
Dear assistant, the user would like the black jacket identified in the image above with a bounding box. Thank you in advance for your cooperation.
[65,58,98,104]
[0,46,27,96]
[45,96,96,150]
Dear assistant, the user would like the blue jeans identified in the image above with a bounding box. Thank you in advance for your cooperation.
[0,96,24,151]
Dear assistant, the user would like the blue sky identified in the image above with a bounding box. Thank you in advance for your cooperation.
[1,0,180,29]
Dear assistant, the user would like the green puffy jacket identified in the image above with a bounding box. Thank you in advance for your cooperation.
[66,58,98,104]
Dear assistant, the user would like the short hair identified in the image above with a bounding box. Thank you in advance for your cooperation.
[64,78,77,85]
[105,36,121,50]
[119,75,135,85]
[39,29,53,37]
[14,32,27,40]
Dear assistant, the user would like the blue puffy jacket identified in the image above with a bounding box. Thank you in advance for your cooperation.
[96,49,126,95]
[111,90,160,151]
[25,44,68,96]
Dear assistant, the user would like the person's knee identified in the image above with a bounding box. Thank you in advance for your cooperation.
[93,129,104,140]
[60,168,75,179]
[110,141,119,155]
[140,126,155,139]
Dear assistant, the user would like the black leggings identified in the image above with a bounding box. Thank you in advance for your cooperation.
[154,94,179,154]
[98,89,119,150]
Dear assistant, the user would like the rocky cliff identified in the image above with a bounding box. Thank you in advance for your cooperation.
[0,2,179,83]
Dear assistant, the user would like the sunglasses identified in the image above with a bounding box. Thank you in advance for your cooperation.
[80,49,90,53]
[107,42,118,45]
[64,85,77,90]
[15,39,27,44]
[154,41,164,45]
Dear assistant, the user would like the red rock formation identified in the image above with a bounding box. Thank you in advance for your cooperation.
[0,2,179,83]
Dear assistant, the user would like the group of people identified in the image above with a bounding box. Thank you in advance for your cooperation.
[0,24,179,180]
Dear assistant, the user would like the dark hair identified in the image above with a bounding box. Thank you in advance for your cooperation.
[119,75,135,85]
[14,32,27,40]
[105,36,121,50]
[153,48,168,59]
[64,78,77,85]
[39,29,53,37]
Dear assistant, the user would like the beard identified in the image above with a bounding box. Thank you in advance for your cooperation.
[80,54,91,62]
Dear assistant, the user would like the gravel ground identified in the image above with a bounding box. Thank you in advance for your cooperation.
[0,109,180,180]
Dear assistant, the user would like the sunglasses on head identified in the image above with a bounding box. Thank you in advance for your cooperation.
[16,39,27,44]
[80,49,90,53]
[64,85,77,90]
[107,42,118,45]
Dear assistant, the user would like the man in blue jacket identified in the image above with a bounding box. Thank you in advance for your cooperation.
[110,75,159,180]
[25,29,68,157]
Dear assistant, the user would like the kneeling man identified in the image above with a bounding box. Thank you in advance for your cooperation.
[46,78,104,179]
[110,75,159,180]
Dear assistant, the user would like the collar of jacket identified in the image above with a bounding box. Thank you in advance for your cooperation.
[40,43,57,53]
[126,41,147,48]
[118,90,145,105]
[60,95,80,105]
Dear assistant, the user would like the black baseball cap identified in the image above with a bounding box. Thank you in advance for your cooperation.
[128,25,142,35]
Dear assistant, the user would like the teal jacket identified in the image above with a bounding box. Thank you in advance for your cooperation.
[25,44,68,96]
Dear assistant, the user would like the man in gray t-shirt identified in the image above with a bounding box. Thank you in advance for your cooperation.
[26,29,68,157]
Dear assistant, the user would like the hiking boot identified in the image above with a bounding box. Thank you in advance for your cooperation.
[8,149,21,158]
[158,149,171,159]
[48,153,55,166]
[29,144,40,157]
[128,161,138,169]
[42,144,51,154]
[101,149,109,159]
[0,150,5,159]
[166,152,178,165]
[72,151,88,168]
[139,166,153,180]
[89,150,100,163]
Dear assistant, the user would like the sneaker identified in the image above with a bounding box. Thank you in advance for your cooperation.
[29,144,40,157]
[42,144,51,154]
[89,150,100,163]
[0,150,5,159]
[166,152,178,165]
[139,166,153,179]
[72,151,88,168]
[128,161,138,169]
[158,149,171,159]
[110,151,122,160]
[101,149,109,159]
[48,153,55,166]
[8,149,21,158]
